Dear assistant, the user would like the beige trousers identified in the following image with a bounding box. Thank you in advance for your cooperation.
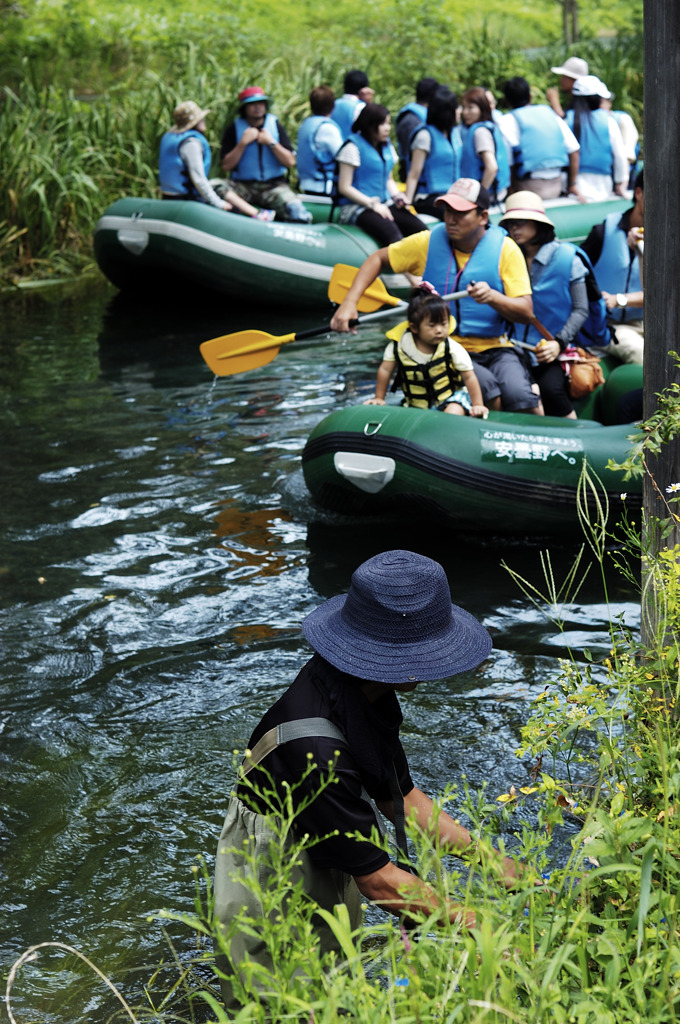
[213,797,362,1010]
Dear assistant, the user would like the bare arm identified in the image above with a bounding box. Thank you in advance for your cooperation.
[337,162,393,220]
[257,127,296,170]
[329,249,392,332]
[353,859,476,927]
[546,86,565,119]
[466,282,534,325]
[603,290,644,311]
[380,786,519,887]
[404,148,427,206]
[364,360,395,404]
[567,151,587,202]
[460,368,488,417]
[479,149,498,191]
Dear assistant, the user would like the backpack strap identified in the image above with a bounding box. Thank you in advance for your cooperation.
[240,716,394,845]
[241,717,346,774]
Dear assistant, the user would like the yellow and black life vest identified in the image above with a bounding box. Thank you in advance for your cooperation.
[388,324,464,409]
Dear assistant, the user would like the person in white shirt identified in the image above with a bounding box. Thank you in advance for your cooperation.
[499,76,584,201]
[567,76,628,202]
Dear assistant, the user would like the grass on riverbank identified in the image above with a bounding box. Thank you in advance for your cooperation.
[0,0,643,286]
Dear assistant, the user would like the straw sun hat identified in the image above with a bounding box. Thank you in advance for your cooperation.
[499,191,556,228]
[302,549,492,684]
[170,100,211,133]
[550,56,589,79]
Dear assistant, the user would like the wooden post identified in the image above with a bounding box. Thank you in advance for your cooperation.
[557,0,579,45]
[642,1,680,640]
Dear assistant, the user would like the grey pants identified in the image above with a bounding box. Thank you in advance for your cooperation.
[213,797,362,1010]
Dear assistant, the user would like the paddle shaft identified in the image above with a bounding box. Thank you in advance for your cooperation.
[514,317,556,350]
[223,288,469,359]
[201,287,471,376]
[355,287,468,318]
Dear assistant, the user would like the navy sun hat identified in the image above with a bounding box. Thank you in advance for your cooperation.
[302,549,492,684]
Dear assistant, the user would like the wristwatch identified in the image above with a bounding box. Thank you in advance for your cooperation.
[616,293,628,308]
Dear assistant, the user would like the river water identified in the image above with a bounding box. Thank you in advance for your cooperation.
[0,277,639,1021]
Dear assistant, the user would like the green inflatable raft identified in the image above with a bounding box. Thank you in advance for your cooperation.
[302,363,642,538]
[93,195,630,309]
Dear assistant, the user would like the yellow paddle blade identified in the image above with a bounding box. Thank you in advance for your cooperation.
[328,263,403,312]
[200,329,295,377]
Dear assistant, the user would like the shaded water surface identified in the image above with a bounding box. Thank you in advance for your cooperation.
[0,277,639,1020]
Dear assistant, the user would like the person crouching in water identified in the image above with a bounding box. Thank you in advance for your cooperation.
[364,285,488,417]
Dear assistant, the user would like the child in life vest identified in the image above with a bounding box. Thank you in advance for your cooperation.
[364,285,488,417]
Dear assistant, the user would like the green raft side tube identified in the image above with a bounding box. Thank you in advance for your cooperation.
[302,364,643,538]
[308,193,630,245]
[92,197,412,307]
[93,196,630,307]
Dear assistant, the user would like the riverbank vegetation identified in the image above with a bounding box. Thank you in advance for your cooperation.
[6,395,680,1022]
[1,0,643,287]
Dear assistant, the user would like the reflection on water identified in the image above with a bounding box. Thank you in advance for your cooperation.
[0,278,640,1021]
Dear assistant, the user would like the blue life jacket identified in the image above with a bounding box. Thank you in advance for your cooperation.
[396,101,428,161]
[158,130,212,197]
[331,96,362,138]
[398,101,428,122]
[519,242,610,350]
[408,124,461,194]
[566,108,612,176]
[231,113,283,181]
[459,121,510,198]
[594,211,643,323]
[296,115,338,194]
[510,105,568,176]
[337,133,394,205]
[521,243,574,350]
[423,224,507,338]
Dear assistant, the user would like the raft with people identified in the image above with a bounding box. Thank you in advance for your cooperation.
[93,194,630,309]
[301,360,642,538]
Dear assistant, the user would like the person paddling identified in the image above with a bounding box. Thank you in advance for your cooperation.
[330,178,541,416]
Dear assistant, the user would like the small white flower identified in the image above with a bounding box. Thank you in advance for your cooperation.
[620,492,627,500]
[666,482,680,494]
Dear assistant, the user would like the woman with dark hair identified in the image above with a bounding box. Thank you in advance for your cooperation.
[499,191,591,418]
[403,87,462,219]
[459,87,510,202]
[336,103,428,245]
[566,76,628,202]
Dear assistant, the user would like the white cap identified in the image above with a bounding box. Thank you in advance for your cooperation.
[572,75,613,99]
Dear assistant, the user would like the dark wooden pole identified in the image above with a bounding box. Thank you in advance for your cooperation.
[642,1,680,636]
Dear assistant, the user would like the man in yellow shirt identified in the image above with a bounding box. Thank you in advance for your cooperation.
[331,178,541,413]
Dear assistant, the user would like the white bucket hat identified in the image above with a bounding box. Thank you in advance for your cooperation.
[550,56,589,79]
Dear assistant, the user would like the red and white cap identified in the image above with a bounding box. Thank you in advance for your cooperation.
[434,178,491,212]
